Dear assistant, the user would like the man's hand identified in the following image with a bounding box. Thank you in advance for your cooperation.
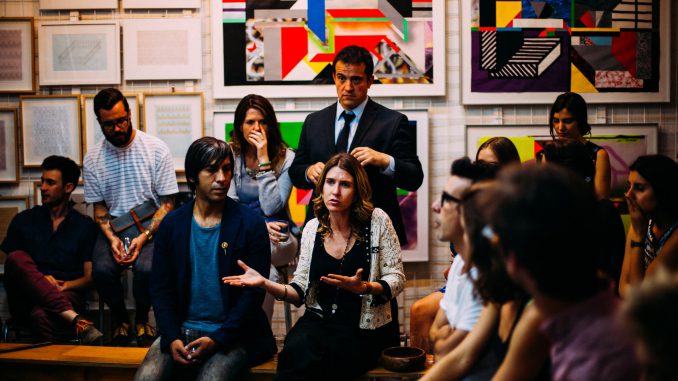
[185,337,217,362]
[109,236,126,264]
[118,234,147,266]
[350,147,389,169]
[305,162,325,185]
[170,339,192,365]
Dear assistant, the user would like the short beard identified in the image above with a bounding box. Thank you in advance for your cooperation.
[105,122,134,147]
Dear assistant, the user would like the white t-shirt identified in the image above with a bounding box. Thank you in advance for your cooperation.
[439,255,483,332]
[84,130,178,217]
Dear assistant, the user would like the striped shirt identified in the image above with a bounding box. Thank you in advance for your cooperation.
[84,130,178,217]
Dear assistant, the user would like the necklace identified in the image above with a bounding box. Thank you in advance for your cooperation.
[331,229,352,315]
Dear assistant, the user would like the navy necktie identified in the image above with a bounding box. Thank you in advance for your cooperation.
[336,111,355,153]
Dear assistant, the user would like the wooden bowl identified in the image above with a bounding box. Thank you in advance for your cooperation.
[379,346,426,372]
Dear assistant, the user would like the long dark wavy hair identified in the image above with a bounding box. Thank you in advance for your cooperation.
[231,94,288,171]
[312,153,374,240]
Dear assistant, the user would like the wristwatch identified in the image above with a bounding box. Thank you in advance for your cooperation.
[630,240,644,248]
[143,229,153,241]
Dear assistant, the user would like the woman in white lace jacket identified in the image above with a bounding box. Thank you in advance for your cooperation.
[224,153,405,380]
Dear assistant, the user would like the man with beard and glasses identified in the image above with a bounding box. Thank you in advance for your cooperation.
[2,156,102,344]
[84,88,178,347]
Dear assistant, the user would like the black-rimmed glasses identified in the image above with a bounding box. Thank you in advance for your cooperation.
[440,190,461,206]
[98,115,130,131]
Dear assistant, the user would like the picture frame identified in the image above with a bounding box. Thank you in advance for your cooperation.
[82,94,140,153]
[39,0,118,10]
[0,18,36,93]
[460,0,671,104]
[122,0,200,9]
[213,109,430,262]
[0,196,30,255]
[143,92,204,173]
[210,0,445,99]
[0,109,20,183]
[20,95,82,168]
[122,18,202,80]
[466,124,658,198]
[38,21,121,86]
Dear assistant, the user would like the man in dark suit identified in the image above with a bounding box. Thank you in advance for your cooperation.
[289,45,424,244]
[137,137,276,381]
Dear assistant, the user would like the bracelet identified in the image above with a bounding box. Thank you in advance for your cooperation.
[258,161,272,167]
[630,240,644,248]
[362,281,372,295]
[275,284,288,301]
[255,169,274,177]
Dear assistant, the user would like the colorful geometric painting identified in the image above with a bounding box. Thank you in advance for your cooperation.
[461,0,670,104]
[466,124,658,197]
[211,0,445,98]
[213,109,430,262]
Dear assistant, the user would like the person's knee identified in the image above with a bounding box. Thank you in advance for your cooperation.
[135,338,171,381]
[5,250,31,270]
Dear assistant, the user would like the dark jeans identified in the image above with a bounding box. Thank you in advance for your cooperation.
[92,233,153,326]
[134,337,248,381]
[4,251,85,340]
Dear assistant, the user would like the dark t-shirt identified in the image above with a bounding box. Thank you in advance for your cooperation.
[1,204,98,280]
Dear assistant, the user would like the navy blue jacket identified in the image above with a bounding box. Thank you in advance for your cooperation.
[150,197,276,365]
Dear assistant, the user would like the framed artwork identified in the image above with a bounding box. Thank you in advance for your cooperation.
[38,21,121,86]
[0,109,19,183]
[213,109,430,262]
[466,124,658,198]
[211,0,445,99]
[20,95,82,168]
[0,18,35,93]
[460,0,671,104]
[143,93,204,173]
[123,0,200,9]
[39,0,118,10]
[0,196,30,253]
[82,94,140,153]
[122,18,202,80]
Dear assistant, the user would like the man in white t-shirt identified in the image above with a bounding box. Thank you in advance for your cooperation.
[428,158,484,357]
[84,88,178,347]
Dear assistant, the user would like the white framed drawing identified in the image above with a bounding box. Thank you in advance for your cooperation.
[39,0,118,10]
[466,124,658,198]
[20,95,82,168]
[38,21,121,86]
[143,93,204,173]
[123,0,200,9]
[210,0,446,99]
[213,109,430,262]
[122,18,202,80]
[0,109,20,183]
[0,18,36,93]
[82,94,140,153]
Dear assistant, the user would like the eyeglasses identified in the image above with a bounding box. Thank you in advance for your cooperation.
[98,115,130,131]
[440,190,461,206]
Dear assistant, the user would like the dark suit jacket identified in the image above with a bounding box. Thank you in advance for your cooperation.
[150,197,276,365]
[289,98,424,244]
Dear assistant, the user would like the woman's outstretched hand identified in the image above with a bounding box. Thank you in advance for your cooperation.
[321,268,366,294]
[222,260,266,288]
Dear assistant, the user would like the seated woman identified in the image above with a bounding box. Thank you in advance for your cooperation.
[223,153,405,380]
[549,92,611,199]
[228,94,298,322]
[421,183,550,381]
[475,137,521,166]
[619,155,678,297]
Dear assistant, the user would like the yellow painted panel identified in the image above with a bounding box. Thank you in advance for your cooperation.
[571,64,598,93]
[496,1,522,28]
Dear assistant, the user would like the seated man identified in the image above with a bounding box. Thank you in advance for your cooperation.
[135,137,276,381]
[1,156,101,344]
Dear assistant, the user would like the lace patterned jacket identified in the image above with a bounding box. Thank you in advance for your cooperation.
[289,208,405,330]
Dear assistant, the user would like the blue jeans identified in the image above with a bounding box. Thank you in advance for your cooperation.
[92,232,154,326]
[134,337,248,381]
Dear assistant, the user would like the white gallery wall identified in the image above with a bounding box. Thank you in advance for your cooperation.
[1,0,677,282]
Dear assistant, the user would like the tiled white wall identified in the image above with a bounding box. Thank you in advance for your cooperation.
[1,0,677,332]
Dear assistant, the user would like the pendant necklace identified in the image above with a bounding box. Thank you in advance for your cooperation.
[331,229,352,315]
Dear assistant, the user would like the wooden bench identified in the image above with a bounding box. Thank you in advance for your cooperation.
[0,343,430,381]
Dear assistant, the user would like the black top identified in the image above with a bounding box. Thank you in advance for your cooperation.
[1,204,98,280]
[316,236,367,325]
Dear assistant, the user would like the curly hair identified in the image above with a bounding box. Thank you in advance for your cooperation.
[312,153,374,240]
[230,94,288,171]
